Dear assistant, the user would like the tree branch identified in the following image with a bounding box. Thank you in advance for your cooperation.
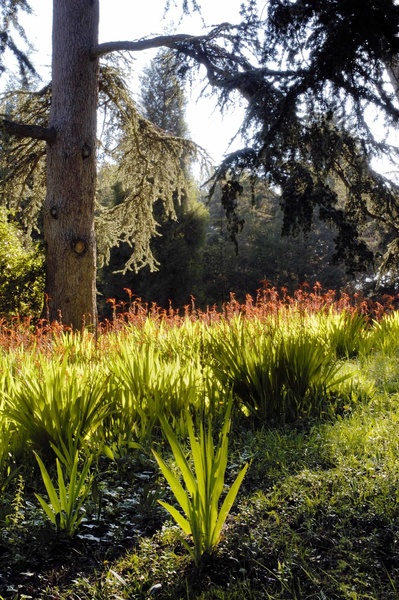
[1,119,56,143]
[91,34,199,58]
[92,30,260,103]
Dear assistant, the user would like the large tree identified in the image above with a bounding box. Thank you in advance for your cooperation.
[2,0,399,329]
[0,0,202,328]
[191,0,399,282]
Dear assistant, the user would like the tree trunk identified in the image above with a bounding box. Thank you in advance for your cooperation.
[44,0,99,330]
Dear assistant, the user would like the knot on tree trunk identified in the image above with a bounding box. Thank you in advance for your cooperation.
[81,143,92,159]
[72,239,87,255]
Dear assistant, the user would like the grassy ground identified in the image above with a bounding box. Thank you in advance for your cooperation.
[1,352,399,599]
[1,288,399,599]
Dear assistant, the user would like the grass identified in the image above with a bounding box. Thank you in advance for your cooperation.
[0,284,399,598]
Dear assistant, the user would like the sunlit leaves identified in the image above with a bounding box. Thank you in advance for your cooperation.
[152,401,249,566]
[96,63,198,272]
[34,449,93,535]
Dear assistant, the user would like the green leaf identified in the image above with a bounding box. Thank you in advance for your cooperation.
[34,493,57,526]
[157,500,192,535]
[154,398,249,566]
[56,458,68,510]
[158,416,197,496]
[152,449,190,517]
[213,462,249,545]
[34,452,61,514]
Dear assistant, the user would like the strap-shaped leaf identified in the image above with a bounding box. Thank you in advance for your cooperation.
[152,449,190,516]
[158,500,192,536]
[187,414,207,501]
[34,452,61,514]
[213,462,249,544]
[34,494,58,526]
[158,415,197,497]
[56,458,68,510]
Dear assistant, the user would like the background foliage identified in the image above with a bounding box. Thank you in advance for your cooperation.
[0,207,43,317]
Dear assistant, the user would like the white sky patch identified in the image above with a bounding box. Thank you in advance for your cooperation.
[22,0,247,167]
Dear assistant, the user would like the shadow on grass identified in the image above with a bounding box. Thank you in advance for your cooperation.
[2,405,399,599]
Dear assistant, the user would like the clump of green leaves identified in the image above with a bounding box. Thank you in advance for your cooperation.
[108,339,210,445]
[0,207,44,318]
[369,311,399,357]
[34,449,93,536]
[4,354,113,466]
[211,317,352,423]
[319,309,371,359]
[152,400,249,566]
[0,419,21,498]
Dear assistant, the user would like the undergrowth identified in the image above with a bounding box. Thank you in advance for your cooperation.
[0,283,399,599]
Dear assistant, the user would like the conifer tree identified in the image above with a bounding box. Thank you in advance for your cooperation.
[2,0,399,329]
[0,1,202,328]
[198,0,399,280]
[98,49,208,312]
[140,50,189,140]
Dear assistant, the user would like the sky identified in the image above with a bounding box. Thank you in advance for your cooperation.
[16,1,398,180]
[21,0,249,166]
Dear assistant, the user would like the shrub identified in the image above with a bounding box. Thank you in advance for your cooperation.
[0,207,44,318]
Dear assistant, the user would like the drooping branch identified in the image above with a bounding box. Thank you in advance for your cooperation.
[1,118,56,143]
[96,64,198,272]
[385,55,399,101]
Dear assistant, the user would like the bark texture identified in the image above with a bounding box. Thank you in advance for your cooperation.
[44,0,99,329]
